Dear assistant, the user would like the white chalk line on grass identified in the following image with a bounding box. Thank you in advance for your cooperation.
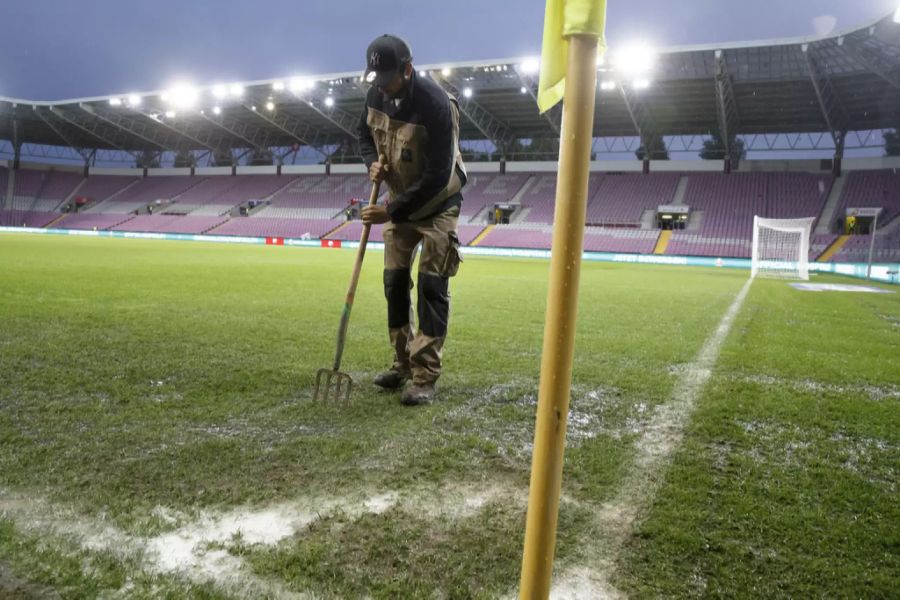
[550,277,754,599]
[1,279,753,598]
[0,484,512,598]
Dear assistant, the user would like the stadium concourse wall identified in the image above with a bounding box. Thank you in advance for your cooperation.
[2,224,897,286]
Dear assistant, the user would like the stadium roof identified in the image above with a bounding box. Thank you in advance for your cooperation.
[1,10,898,162]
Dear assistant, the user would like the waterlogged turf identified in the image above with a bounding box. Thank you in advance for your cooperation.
[0,233,896,598]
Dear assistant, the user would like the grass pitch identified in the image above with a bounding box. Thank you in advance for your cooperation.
[0,234,897,598]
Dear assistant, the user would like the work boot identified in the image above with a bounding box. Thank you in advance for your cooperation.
[400,383,435,406]
[373,369,409,390]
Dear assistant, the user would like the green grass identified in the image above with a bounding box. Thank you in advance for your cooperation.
[0,233,897,598]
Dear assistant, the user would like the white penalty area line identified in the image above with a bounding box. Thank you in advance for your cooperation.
[550,277,754,599]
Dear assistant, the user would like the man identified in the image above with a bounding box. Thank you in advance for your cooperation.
[358,34,467,406]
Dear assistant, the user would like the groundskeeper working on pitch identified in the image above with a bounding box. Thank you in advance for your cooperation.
[358,34,467,406]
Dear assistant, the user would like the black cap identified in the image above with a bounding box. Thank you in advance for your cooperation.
[365,34,412,87]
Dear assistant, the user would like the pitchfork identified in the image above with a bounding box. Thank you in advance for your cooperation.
[314,156,385,402]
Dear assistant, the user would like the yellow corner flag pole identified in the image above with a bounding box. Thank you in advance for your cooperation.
[519,1,606,598]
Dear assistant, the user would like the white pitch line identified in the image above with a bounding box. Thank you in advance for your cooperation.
[551,277,754,599]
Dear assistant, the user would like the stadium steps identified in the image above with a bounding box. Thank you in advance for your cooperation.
[815,174,847,234]
[45,214,69,229]
[654,230,672,254]
[672,175,690,205]
[818,234,850,262]
[322,221,350,239]
[85,178,143,213]
[5,168,15,209]
[469,224,495,246]
[60,177,88,212]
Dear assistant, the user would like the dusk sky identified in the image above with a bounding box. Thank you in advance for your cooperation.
[2,0,898,100]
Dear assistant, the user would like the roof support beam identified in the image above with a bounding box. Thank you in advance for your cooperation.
[201,109,274,153]
[32,106,94,162]
[126,108,224,153]
[11,104,21,168]
[514,70,561,135]
[78,104,169,151]
[239,104,331,157]
[47,106,138,155]
[802,43,848,159]
[433,73,518,157]
[714,50,742,162]
[619,84,662,158]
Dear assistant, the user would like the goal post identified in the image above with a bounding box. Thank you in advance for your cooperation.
[751,216,815,280]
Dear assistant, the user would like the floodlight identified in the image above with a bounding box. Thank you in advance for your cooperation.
[441,67,452,76]
[272,81,285,91]
[166,84,199,109]
[212,85,227,98]
[212,106,222,115]
[164,110,176,118]
[324,96,335,107]
[290,77,314,91]
[419,70,427,77]
[229,83,244,97]
[519,57,540,75]
[108,97,122,106]
[463,87,473,98]
[599,80,617,91]
[265,101,275,111]
[127,94,142,106]
[613,44,656,75]
[251,105,257,111]
[894,6,900,23]
[520,86,527,94]
[632,78,651,90]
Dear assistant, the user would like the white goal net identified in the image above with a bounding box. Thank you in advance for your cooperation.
[751,216,815,280]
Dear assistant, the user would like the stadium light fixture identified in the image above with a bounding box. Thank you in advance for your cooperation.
[265,101,275,111]
[324,96,335,107]
[462,87,473,98]
[212,84,227,99]
[613,44,657,76]
[519,57,540,75]
[108,97,122,106]
[520,86,527,94]
[290,77,314,92]
[272,81,285,91]
[127,94,142,106]
[164,110,176,119]
[441,67,452,76]
[894,6,900,23]
[229,83,245,97]
[251,105,257,111]
[166,84,199,109]
[212,106,222,115]
[418,70,427,77]
[600,80,617,91]
[632,78,651,90]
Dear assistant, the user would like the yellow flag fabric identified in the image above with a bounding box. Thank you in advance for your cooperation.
[537,0,607,113]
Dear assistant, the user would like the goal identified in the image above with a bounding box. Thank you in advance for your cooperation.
[751,216,815,280]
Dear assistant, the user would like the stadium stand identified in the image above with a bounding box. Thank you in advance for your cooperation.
[1,165,898,264]
[832,170,900,228]
[585,173,680,226]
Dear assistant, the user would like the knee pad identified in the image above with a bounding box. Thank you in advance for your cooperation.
[417,272,449,338]
[384,268,412,328]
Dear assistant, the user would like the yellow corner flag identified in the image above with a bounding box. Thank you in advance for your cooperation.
[537,0,607,113]
[520,1,607,598]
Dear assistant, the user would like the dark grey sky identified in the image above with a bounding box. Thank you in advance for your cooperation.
[3,0,897,100]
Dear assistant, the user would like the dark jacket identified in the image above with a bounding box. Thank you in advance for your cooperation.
[358,71,467,222]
